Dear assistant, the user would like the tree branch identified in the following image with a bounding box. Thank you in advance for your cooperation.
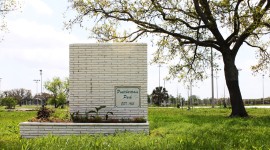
[262,22,270,28]
[193,0,227,50]
[244,41,265,52]
[232,0,270,56]
[86,4,219,49]
[150,0,207,30]
[193,0,209,26]
[226,0,243,45]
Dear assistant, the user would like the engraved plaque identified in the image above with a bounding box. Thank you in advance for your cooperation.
[115,87,140,107]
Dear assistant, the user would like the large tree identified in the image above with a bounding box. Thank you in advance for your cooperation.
[66,0,270,117]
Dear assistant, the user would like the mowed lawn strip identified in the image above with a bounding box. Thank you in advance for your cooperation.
[0,107,270,149]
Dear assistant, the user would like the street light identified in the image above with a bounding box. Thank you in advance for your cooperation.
[39,69,43,106]
[158,64,161,87]
[40,70,42,94]
[190,79,193,109]
[211,47,215,108]
[33,79,40,105]
[262,74,265,105]
[33,79,40,94]
[187,86,190,108]
[0,78,2,94]
[163,79,166,88]
[216,71,219,104]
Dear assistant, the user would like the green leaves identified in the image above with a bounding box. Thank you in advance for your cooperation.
[44,77,69,108]
[0,97,16,109]
[151,86,169,106]
[0,0,20,38]
[96,105,106,112]
[66,0,270,86]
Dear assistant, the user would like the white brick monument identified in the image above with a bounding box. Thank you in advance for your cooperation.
[20,43,149,138]
[69,43,148,119]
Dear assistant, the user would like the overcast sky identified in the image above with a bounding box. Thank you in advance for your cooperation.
[0,0,269,100]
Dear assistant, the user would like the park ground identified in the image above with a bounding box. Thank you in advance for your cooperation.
[1,106,270,149]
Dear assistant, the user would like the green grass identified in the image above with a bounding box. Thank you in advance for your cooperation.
[1,106,270,149]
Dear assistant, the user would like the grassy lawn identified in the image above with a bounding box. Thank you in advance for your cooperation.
[1,106,270,149]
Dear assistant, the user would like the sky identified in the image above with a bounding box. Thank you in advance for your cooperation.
[0,0,269,100]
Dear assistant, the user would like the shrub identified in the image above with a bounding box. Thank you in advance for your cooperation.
[1,97,16,109]
[70,111,89,123]
[133,117,147,123]
[88,105,113,120]
[37,107,55,120]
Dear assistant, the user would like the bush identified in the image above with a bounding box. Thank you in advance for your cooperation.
[133,117,147,123]
[37,107,54,120]
[1,97,16,109]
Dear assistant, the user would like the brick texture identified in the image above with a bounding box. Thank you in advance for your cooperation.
[69,43,148,120]
[20,122,149,138]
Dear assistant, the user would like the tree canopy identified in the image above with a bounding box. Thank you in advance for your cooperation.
[44,77,69,108]
[66,0,270,117]
[0,0,19,39]
[151,86,169,106]
[3,88,32,106]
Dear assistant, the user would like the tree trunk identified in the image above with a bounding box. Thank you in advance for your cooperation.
[223,54,248,117]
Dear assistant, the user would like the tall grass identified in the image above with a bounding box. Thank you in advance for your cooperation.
[1,106,270,149]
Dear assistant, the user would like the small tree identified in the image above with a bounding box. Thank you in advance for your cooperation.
[1,97,16,109]
[56,92,66,108]
[151,86,169,106]
[44,77,69,108]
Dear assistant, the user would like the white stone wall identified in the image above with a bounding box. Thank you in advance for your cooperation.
[69,43,148,120]
[20,122,149,138]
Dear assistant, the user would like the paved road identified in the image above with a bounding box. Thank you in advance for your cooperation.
[149,106,270,109]
[245,106,270,108]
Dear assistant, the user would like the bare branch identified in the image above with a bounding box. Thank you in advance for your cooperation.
[244,41,265,51]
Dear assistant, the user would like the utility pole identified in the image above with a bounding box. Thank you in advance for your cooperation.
[187,86,190,109]
[163,79,165,89]
[262,74,265,105]
[40,70,43,94]
[33,80,40,95]
[216,71,219,105]
[34,79,40,106]
[211,47,215,108]
[190,79,193,109]
[180,93,183,110]
[177,87,178,107]
[158,64,161,87]
[40,69,43,106]
[0,78,2,95]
